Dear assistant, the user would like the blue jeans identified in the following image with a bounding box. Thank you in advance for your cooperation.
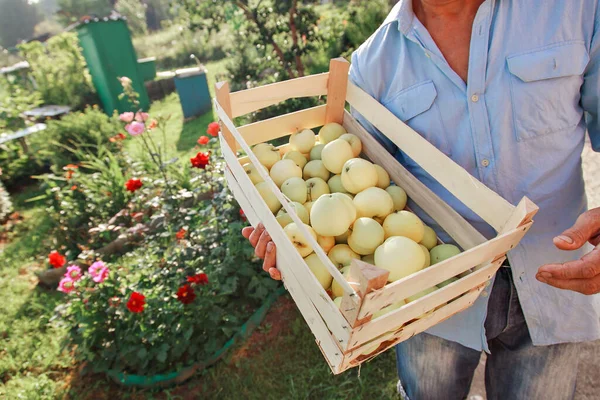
[395,267,580,400]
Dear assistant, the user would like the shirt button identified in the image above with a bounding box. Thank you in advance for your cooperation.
[481,159,490,167]
[471,94,479,102]
[425,52,431,58]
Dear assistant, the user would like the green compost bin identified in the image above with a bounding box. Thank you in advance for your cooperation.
[174,67,211,119]
[76,17,150,114]
[138,57,157,82]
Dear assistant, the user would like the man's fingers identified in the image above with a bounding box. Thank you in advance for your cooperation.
[554,209,600,250]
[538,247,600,280]
[263,241,277,272]
[248,223,265,247]
[536,273,600,295]
[255,230,271,260]
[241,226,254,239]
[268,267,282,280]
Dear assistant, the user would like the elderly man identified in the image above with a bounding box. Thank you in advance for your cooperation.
[242,0,600,398]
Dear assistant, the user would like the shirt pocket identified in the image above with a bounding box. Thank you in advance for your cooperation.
[382,80,452,156]
[506,42,589,142]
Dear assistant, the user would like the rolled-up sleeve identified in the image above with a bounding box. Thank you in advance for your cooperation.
[349,51,398,155]
[582,4,600,151]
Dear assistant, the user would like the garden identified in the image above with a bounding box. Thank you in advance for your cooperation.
[0,1,403,398]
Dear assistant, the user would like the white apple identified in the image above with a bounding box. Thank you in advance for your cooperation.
[284,222,317,257]
[306,177,330,202]
[304,253,333,289]
[281,177,307,204]
[420,244,431,269]
[340,133,362,157]
[270,159,302,187]
[243,163,267,185]
[341,158,378,194]
[317,235,335,253]
[353,187,394,220]
[328,244,360,269]
[333,192,357,222]
[386,185,408,211]
[304,201,314,215]
[373,164,391,189]
[310,143,325,160]
[333,297,343,308]
[321,139,354,174]
[252,143,281,169]
[438,277,459,288]
[327,174,348,194]
[255,181,281,213]
[406,286,438,303]
[362,253,375,265]
[347,218,385,255]
[372,300,405,320]
[335,229,350,244]
[375,236,425,282]
[276,201,310,228]
[283,150,308,169]
[420,225,438,250]
[331,266,350,298]
[430,244,461,265]
[382,211,425,241]
[289,129,316,153]
[310,193,356,236]
[360,341,382,356]
[318,122,346,144]
[303,160,330,181]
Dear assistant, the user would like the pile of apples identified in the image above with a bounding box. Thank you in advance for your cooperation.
[245,122,462,317]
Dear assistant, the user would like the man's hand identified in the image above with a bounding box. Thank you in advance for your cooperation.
[242,223,281,280]
[536,208,600,295]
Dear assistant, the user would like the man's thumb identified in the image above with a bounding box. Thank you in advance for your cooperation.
[554,211,599,250]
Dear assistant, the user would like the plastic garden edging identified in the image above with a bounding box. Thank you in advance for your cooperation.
[105,286,286,388]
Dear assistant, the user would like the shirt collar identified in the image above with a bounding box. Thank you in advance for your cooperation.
[386,0,415,35]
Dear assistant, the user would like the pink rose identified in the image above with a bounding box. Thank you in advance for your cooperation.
[65,265,82,281]
[119,112,134,123]
[88,261,109,283]
[135,112,149,122]
[125,122,145,136]
[119,76,132,86]
[58,277,75,293]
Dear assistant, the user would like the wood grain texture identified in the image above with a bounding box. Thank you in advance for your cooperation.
[215,82,235,151]
[229,73,329,118]
[325,58,350,124]
[345,82,515,232]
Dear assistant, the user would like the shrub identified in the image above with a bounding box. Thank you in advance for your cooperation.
[116,0,148,36]
[32,105,122,169]
[17,32,96,108]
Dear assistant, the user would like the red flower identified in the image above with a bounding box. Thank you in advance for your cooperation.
[127,292,146,313]
[207,122,220,137]
[175,228,187,240]
[176,284,196,304]
[190,152,210,169]
[239,209,247,221]
[125,178,143,192]
[110,133,127,142]
[48,251,66,268]
[148,119,158,130]
[70,185,78,191]
[197,136,209,145]
[187,272,209,285]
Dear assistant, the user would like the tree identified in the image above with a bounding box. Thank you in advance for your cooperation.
[115,0,148,35]
[0,0,40,48]
[56,0,113,24]
[178,0,320,81]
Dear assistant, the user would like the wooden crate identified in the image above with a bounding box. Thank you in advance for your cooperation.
[214,58,538,374]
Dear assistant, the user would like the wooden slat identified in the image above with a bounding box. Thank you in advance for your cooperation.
[216,100,358,298]
[230,73,329,118]
[347,258,504,350]
[498,197,539,235]
[325,58,350,124]
[357,223,530,321]
[345,82,515,232]
[223,168,344,370]
[215,82,235,151]
[339,285,483,372]
[220,133,353,348]
[342,111,487,251]
[238,105,327,146]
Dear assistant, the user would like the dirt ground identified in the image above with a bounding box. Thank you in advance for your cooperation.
[467,139,600,399]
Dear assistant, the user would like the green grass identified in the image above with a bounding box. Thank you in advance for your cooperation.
[0,56,401,399]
